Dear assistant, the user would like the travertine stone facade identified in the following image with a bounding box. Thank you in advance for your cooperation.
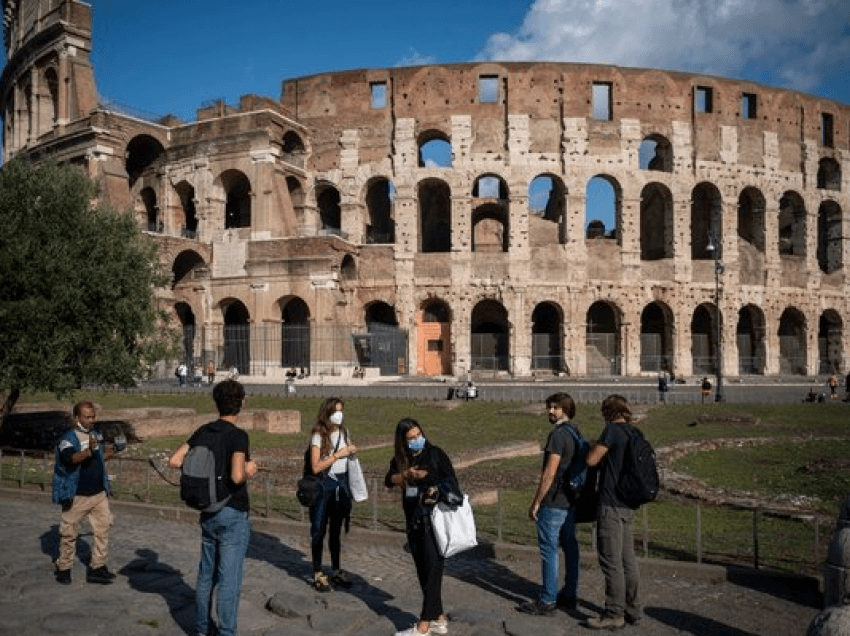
[3,0,848,380]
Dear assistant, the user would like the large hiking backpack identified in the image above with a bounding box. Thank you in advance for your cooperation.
[180,430,231,513]
[615,424,659,509]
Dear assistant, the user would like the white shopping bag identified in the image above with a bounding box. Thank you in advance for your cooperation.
[347,456,368,502]
[430,494,477,558]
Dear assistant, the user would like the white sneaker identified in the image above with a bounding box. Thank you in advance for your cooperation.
[394,626,431,636]
[431,617,448,634]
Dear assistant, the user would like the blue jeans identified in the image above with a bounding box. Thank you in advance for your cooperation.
[536,505,579,604]
[196,506,251,636]
[309,473,352,573]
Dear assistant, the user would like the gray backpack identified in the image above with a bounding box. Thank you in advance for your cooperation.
[180,431,231,512]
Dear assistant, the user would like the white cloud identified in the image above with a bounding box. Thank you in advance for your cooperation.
[478,0,848,96]
[395,48,438,68]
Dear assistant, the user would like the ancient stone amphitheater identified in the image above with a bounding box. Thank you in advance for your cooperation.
[2,0,848,382]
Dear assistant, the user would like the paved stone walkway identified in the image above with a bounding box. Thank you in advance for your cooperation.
[0,491,820,636]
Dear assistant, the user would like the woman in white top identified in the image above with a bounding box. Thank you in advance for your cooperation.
[308,397,357,591]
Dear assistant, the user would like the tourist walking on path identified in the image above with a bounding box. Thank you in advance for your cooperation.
[385,418,458,636]
[517,392,581,616]
[307,397,357,592]
[700,377,712,404]
[828,373,839,399]
[168,379,257,636]
[584,394,642,630]
[52,400,121,585]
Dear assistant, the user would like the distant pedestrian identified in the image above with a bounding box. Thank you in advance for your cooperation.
[52,401,121,585]
[385,418,457,636]
[177,362,188,387]
[169,379,257,636]
[205,359,216,384]
[701,377,712,404]
[828,374,838,399]
[657,373,669,404]
[584,395,642,630]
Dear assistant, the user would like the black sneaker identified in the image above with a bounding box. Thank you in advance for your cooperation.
[516,599,557,616]
[86,566,115,584]
[55,569,71,585]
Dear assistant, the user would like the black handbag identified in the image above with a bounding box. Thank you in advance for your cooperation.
[296,433,342,507]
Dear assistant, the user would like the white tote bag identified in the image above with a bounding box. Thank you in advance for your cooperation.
[347,456,368,502]
[430,494,477,558]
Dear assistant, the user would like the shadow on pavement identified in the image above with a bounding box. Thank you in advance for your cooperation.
[646,607,759,636]
[445,542,537,605]
[40,524,92,571]
[119,548,195,635]
[725,566,822,609]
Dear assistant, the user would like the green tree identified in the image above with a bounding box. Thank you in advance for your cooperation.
[0,157,177,432]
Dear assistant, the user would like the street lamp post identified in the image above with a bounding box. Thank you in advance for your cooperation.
[707,232,725,402]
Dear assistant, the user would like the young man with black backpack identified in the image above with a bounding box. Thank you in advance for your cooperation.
[585,394,644,630]
[169,379,257,636]
[517,392,583,616]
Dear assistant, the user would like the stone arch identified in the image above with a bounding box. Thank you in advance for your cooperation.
[220,169,252,229]
[364,176,395,244]
[286,176,306,229]
[529,173,567,245]
[641,301,674,373]
[817,158,841,191]
[139,186,158,231]
[691,182,722,260]
[41,65,58,130]
[174,301,196,365]
[281,130,306,167]
[640,182,674,260]
[472,173,509,252]
[691,303,719,375]
[365,301,398,327]
[738,186,766,252]
[586,301,622,376]
[172,249,206,289]
[279,296,311,371]
[418,129,452,168]
[316,181,342,234]
[417,298,452,376]
[340,254,357,281]
[817,200,843,274]
[125,134,166,189]
[586,175,621,241]
[778,307,807,375]
[779,191,807,257]
[471,299,509,372]
[174,180,198,238]
[221,298,251,374]
[818,310,843,374]
[639,133,673,172]
[737,304,766,375]
[419,177,451,253]
[532,301,564,373]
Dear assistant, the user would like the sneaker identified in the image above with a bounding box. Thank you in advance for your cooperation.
[516,599,557,616]
[55,569,71,585]
[556,594,578,611]
[312,572,332,592]
[86,566,115,584]
[586,612,626,630]
[394,626,430,636]
[431,617,448,634]
[330,570,352,588]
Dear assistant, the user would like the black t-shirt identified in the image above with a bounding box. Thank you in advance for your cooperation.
[187,419,251,513]
[597,421,630,509]
[385,443,458,532]
[541,421,577,509]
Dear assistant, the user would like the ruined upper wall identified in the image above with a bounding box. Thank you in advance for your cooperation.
[2,0,90,58]
[281,62,848,173]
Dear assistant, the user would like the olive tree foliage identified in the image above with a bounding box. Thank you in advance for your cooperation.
[0,157,178,430]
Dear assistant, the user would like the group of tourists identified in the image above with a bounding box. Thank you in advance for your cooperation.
[51,382,649,636]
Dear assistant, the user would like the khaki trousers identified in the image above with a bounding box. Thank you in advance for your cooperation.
[56,491,113,571]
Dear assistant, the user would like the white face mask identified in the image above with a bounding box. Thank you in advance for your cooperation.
[329,411,344,426]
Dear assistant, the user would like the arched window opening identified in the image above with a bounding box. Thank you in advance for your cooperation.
[358,302,406,376]
[282,131,306,167]
[639,135,672,172]
[419,178,451,253]
[471,299,509,371]
[223,300,250,375]
[529,174,567,245]
[640,183,674,260]
[44,67,59,126]
[418,131,452,168]
[175,181,198,238]
[472,205,508,253]
[691,182,722,260]
[422,301,450,323]
[222,170,251,229]
[472,174,508,200]
[140,187,159,232]
[818,311,843,374]
[691,304,718,375]
[737,187,765,252]
[125,135,165,189]
[281,297,310,372]
[817,201,843,274]
[340,254,356,281]
[586,302,621,376]
[172,250,205,289]
[317,184,342,235]
[778,192,806,257]
[287,176,305,227]
[817,158,841,191]
[532,302,564,373]
[366,178,396,244]
[175,302,196,365]
[586,176,619,240]
[778,308,806,375]
[737,305,766,375]
[640,302,673,373]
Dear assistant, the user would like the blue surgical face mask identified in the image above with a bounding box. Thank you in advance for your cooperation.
[329,411,344,426]
[407,435,426,452]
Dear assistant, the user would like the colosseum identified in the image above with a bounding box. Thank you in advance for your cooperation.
[2,0,848,382]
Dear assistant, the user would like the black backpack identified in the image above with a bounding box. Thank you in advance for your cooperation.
[615,424,659,509]
[180,428,231,512]
[558,424,599,523]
